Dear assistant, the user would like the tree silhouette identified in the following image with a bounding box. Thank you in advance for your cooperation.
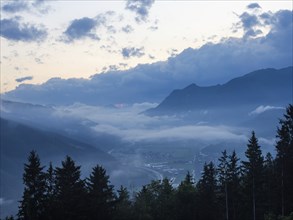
[218,150,230,220]
[276,104,293,216]
[86,164,116,220]
[197,162,219,220]
[175,172,197,220]
[227,150,241,220]
[54,156,86,220]
[43,162,56,220]
[18,151,46,220]
[242,131,264,220]
[114,186,133,220]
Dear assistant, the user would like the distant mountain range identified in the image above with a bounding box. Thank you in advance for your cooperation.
[146,67,292,115]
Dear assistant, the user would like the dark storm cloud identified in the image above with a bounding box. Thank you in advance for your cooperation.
[125,0,155,22]
[122,47,145,58]
[15,76,33,83]
[0,17,47,42]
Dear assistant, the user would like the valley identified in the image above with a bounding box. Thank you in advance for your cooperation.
[0,67,291,217]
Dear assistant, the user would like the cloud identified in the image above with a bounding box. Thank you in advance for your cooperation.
[106,25,116,34]
[2,0,50,14]
[167,48,178,57]
[92,124,248,143]
[126,0,155,22]
[15,76,33,83]
[31,0,50,14]
[247,3,261,10]
[238,12,262,38]
[149,25,158,31]
[52,103,247,143]
[100,45,118,54]
[122,47,145,58]
[62,17,99,42]
[149,54,155,59]
[2,0,29,13]
[121,25,134,33]
[3,10,293,105]
[62,12,116,43]
[0,17,47,42]
[249,105,285,115]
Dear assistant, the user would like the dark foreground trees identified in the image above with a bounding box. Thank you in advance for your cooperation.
[5,105,293,220]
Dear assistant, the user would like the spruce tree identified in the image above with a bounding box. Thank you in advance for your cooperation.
[275,104,293,216]
[54,156,86,220]
[242,131,264,220]
[176,172,197,220]
[156,178,175,220]
[227,150,241,220]
[114,186,133,220]
[218,150,229,220]
[133,185,154,220]
[86,165,116,220]
[18,151,46,220]
[197,162,218,220]
[43,162,56,220]
[263,153,278,218]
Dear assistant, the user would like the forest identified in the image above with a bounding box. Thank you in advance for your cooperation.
[2,104,293,220]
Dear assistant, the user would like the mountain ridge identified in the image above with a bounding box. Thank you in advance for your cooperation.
[145,66,292,115]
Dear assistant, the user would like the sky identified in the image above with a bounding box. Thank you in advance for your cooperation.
[1,0,292,96]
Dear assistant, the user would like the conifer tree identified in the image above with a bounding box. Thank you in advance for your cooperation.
[227,150,241,220]
[114,186,133,220]
[197,162,218,220]
[18,151,46,220]
[157,178,175,220]
[176,172,197,220]
[86,165,116,220]
[242,131,264,220]
[263,153,278,217]
[43,162,56,220]
[133,185,154,220]
[54,156,86,220]
[218,150,229,220]
[275,104,293,216]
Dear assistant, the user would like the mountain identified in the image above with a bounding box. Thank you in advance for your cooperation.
[146,67,292,115]
[0,117,116,217]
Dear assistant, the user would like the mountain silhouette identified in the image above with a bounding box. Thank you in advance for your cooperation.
[146,67,292,115]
